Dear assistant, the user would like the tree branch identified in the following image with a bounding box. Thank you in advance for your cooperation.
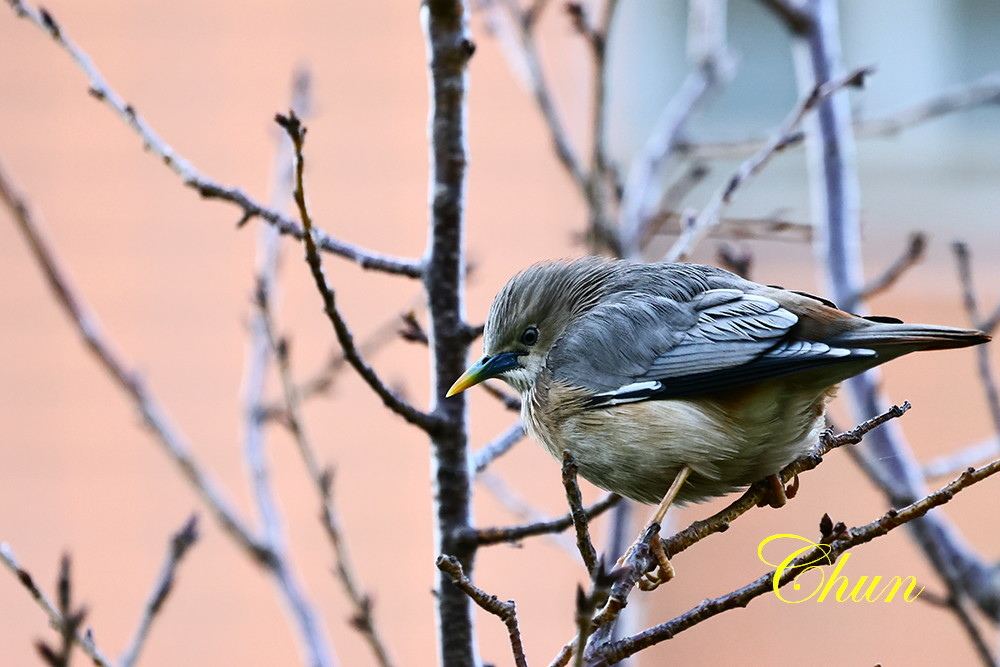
[663,65,873,262]
[275,112,439,432]
[436,555,528,667]
[119,516,200,667]
[591,455,1000,664]
[4,0,422,277]
[0,545,111,667]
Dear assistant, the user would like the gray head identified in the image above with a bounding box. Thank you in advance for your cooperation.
[448,258,620,396]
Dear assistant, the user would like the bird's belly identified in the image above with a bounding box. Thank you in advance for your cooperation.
[525,382,829,505]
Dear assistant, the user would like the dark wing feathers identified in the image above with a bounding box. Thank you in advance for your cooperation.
[547,287,875,404]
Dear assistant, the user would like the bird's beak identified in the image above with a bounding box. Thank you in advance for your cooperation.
[446,352,523,397]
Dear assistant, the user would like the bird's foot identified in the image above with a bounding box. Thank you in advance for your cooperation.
[615,534,675,591]
[637,536,675,591]
[758,473,799,509]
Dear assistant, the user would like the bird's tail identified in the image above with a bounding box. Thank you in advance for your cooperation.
[828,322,990,352]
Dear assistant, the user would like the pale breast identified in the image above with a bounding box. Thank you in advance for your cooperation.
[523,375,831,505]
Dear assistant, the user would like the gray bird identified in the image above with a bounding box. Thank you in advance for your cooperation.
[448,258,988,519]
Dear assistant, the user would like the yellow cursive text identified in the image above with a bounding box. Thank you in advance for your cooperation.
[758,534,924,603]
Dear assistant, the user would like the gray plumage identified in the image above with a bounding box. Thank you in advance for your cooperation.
[463,258,989,505]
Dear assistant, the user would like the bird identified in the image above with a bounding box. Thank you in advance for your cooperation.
[447,258,989,582]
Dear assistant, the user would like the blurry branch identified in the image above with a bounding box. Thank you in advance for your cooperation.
[621,0,734,257]
[954,242,1000,441]
[258,304,421,424]
[275,111,438,432]
[679,70,1000,160]
[120,516,200,667]
[923,437,1000,481]
[589,455,1000,665]
[0,157,338,666]
[472,422,525,473]
[663,65,873,262]
[568,0,623,254]
[35,556,86,667]
[475,471,584,557]
[482,0,587,188]
[716,242,753,278]
[0,161,274,566]
[259,288,394,667]
[784,0,1000,632]
[436,556,528,667]
[647,210,811,244]
[4,0,421,277]
[473,483,620,548]
[634,161,711,248]
[853,231,926,306]
[480,380,523,411]
[561,452,599,576]
[0,546,110,667]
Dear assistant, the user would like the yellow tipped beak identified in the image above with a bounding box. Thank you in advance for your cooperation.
[446,352,523,398]
[446,363,487,397]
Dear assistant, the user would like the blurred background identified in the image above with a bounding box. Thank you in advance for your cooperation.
[1,0,999,665]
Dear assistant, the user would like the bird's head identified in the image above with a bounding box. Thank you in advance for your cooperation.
[447,258,616,398]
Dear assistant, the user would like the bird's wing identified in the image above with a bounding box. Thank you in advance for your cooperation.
[548,288,875,405]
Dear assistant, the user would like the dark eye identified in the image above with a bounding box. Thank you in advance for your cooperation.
[520,326,539,346]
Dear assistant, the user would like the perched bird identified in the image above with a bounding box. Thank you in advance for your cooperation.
[447,258,988,578]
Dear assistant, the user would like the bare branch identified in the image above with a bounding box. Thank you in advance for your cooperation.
[275,112,438,432]
[0,160,275,566]
[474,489,620,547]
[854,231,926,305]
[648,210,812,244]
[923,437,1000,481]
[436,555,528,667]
[562,452,599,575]
[472,422,526,473]
[757,0,813,34]
[663,65,873,262]
[590,455,1000,664]
[4,0,421,277]
[621,0,734,257]
[953,241,1000,443]
[680,70,1000,161]
[120,516,200,667]
[0,545,111,667]
[482,0,587,188]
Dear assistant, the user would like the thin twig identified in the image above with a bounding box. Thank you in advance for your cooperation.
[621,0,733,257]
[476,471,583,557]
[484,0,588,189]
[259,291,394,667]
[0,161,274,566]
[0,545,111,667]
[473,489,620,547]
[853,231,926,306]
[648,210,812,244]
[663,65,873,262]
[120,516,200,667]
[4,0,421,277]
[923,437,1000,480]
[0,154,337,667]
[589,455,1000,664]
[954,241,1000,440]
[472,422,526,473]
[258,299,424,423]
[679,70,1000,160]
[436,555,528,667]
[275,112,438,432]
[561,452,599,575]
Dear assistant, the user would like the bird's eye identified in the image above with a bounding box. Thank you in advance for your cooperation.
[520,326,539,346]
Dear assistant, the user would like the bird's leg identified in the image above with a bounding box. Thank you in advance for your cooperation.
[616,464,691,590]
